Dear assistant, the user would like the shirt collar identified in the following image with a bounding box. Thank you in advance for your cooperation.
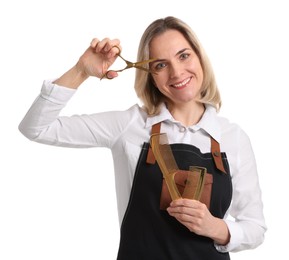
[195,105,221,143]
[145,103,174,128]
[145,103,221,143]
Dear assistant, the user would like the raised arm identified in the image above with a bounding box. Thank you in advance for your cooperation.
[54,38,121,89]
[18,38,123,146]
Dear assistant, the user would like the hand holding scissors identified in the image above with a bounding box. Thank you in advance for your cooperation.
[76,38,156,81]
[101,45,157,79]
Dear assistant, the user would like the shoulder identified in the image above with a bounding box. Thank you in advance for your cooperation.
[89,104,148,133]
[216,113,252,153]
[107,104,147,123]
[202,106,249,144]
[217,114,249,139]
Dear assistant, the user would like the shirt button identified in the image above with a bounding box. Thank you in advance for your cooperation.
[179,126,186,132]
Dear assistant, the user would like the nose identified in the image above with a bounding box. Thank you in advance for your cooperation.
[169,61,183,78]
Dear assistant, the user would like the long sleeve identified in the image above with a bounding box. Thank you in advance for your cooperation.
[19,80,132,149]
[19,80,75,142]
[216,126,267,252]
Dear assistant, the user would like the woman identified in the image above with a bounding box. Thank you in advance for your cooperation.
[19,16,266,259]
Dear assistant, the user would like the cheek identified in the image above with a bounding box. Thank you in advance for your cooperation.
[196,63,204,80]
[189,63,204,84]
[151,75,161,89]
[152,73,168,89]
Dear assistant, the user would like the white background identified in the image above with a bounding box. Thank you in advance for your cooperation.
[1,0,288,259]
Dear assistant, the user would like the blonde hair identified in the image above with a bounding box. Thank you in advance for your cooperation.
[134,16,221,115]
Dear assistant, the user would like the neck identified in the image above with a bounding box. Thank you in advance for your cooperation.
[166,102,205,127]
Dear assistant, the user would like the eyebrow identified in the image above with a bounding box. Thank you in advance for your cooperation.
[176,48,192,56]
[150,48,192,64]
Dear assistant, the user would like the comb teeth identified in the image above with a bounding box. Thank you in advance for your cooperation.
[150,133,207,202]
[150,133,181,200]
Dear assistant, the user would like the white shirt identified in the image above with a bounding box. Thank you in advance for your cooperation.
[19,80,266,253]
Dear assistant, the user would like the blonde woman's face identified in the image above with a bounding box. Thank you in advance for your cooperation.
[149,29,203,106]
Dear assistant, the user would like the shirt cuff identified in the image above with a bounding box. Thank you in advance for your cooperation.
[40,79,76,105]
[214,219,244,252]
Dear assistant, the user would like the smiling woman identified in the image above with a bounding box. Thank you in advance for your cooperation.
[148,30,205,125]
[135,18,220,117]
[18,16,266,260]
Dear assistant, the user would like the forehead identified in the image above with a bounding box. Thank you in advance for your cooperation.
[149,29,191,56]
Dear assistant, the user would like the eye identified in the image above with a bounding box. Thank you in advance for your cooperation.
[154,62,167,71]
[179,52,190,60]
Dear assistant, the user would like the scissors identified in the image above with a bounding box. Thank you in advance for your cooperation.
[101,46,157,79]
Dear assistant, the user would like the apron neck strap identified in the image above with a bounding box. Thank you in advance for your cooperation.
[146,122,161,164]
[146,123,226,173]
[211,137,227,173]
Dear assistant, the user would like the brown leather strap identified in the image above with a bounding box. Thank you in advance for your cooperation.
[146,122,161,164]
[211,137,227,173]
[146,123,226,173]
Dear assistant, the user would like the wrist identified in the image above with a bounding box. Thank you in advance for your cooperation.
[211,218,230,246]
[54,65,89,89]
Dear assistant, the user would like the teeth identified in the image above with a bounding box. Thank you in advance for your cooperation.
[173,78,190,88]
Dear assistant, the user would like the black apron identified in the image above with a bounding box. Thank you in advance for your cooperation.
[117,123,232,260]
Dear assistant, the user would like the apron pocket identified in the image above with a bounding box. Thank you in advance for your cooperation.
[160,171,213,210]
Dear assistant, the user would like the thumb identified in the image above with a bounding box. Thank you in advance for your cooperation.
[106,71,119,79]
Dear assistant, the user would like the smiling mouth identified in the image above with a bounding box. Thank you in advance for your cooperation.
[171,77,191,88]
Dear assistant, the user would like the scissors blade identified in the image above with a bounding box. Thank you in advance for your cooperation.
[133,57,157,73]
[134,58,156,68]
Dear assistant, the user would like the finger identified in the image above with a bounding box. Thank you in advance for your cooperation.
[106,71,118,79]
[108,39,121,51]
[170,211,197,223]
[106,45,121,59]
[167,206,188,216]
[167,201,193,214]
[95,38,121,53]
[94,38,110,52]
[170,198,199,208]
[90,38,99,48]
[104,38,121,52]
